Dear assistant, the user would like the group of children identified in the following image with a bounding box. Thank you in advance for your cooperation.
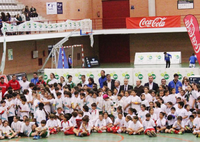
[0,76,200,140]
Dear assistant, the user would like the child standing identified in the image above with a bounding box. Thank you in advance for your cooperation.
[90,103,99,126]
[131,90,141,112]
[63,91,72,113]
[138,104,148,123]
[0,100,8,122]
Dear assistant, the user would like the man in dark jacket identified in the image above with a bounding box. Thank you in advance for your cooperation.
[144,76,159,92]
[120,78,133,91]
[103,74,115,91]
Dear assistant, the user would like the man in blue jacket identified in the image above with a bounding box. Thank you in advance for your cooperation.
[98,70,107,88]
[168,73,182,93]
[164,52,172,68]
[189,53,197,68]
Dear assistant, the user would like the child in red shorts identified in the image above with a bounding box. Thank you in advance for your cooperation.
[62,114,74,135]
[142,113,157,137]
[73,115,91,137]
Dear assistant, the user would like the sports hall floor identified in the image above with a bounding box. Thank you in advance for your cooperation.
[1,133,199,142]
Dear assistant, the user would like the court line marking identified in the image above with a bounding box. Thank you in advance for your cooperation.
[158,134,194,142]
[113,133,124,142]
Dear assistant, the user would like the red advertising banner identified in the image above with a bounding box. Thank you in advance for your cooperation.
[184,15,200,65]
[126,16,181,29]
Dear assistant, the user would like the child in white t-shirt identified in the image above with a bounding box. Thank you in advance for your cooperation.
[127,116,144,135]
[35,120,49,139]
[79,93,86,111]
[90,103,99,126]
[103,94,113,115]
[127,108,137,118]
[6,94,15,125]
[73,116,91,137]
[142,87,152,103]
[156,112,166,133]
[70,111,78,127]
[122,115,132,133]
[104,112,113,128]
[0,100,8,122]
[11,116,21,136]
[72,92,80,110]
[170,116,185,134]
[2,120,17,139]
[138,104,148,123]
[35,103,47,125]
[149,108,157,122]
[54,92,63,110]
[184,115,194,133]
[62,114,74,135]
[19,98,30,121]
[131,90,141,112]
[46,114,57,134]
[94,114,106,133]
[109,113,125,133]
[142,113,156,137]
[140,94,149,108]
[63,91,72,113]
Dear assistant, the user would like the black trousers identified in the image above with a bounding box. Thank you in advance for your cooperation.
[166,61,170,68]
[8,116,14,126]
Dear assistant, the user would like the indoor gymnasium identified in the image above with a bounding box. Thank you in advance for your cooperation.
[0,0,200,142]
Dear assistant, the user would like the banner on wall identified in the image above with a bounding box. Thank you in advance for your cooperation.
[1,19,92,33]
[134,52,181,65]
[126,16,181,29]
[133,68,199,85]
[44,68,133,86]
[44,68,199,86]
[184,15,200,65]
[46,2,63,15]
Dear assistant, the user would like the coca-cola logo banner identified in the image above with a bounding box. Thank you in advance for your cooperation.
[126,16,181,29]
[184,15,200,64]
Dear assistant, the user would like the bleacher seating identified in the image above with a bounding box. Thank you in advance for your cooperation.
[0,0,45,21]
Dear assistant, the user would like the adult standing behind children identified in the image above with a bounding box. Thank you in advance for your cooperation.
[99,70,107,88]
[144,76,159,93]
[168,73,182,94]
[8,75,20,91]
[164,52,172,68]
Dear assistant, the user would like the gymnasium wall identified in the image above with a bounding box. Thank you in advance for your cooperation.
[0,36,99,74]
[156,0,200,16]
[129,0,149,17]
[129,32,194,63]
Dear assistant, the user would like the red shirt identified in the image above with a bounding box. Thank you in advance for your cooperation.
[0,82,8,96]
[36,80,46,86]
[8,80,21,91]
